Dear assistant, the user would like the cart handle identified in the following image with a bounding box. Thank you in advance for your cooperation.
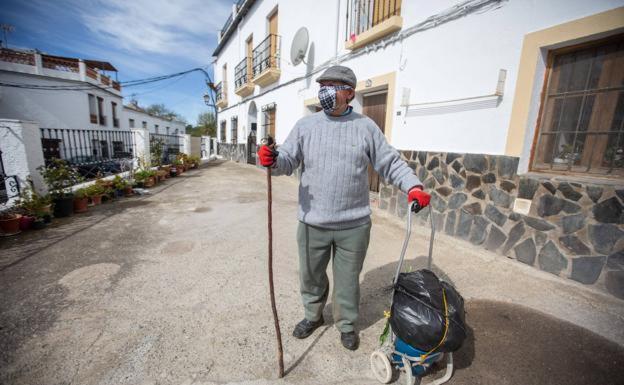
[392,202,435,285]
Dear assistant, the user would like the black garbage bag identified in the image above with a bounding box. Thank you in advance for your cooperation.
[389,269,466,352]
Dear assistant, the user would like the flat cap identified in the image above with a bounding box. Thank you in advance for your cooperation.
[316,65,357,88]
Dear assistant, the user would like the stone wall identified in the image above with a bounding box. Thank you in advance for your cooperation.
[376,150,624,300]
[217,143,247,163]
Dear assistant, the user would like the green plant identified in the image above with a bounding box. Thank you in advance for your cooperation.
[74,188,89,199]
[85,183,107,197]
[112,175,129,190]
[37,158,83,198]
[188,155,200,166]
[17,188,51,214]
[134,169,156,182]
[150,137,165,167]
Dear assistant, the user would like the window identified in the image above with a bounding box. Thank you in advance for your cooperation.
[129,119,135,128]
[155,124,159,134]
[231,117,238,144]
[88,94,97,123]
[220,120,226,142]
[97,96,106,126]
[532,35,624,177]
[113,141,124,157]
[142,121,147,129]
[112,102,119,127]
[166,126,170,135]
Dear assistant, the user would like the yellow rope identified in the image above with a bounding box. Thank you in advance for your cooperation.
[420,288,449,362]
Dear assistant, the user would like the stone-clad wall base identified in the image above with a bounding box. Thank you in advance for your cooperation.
[376,150,624,300]
[218,143,247,163]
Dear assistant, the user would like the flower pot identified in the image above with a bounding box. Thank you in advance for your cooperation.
[123,186,133,197]
[32,219,47,230]
[53,196,74,217]
[115,189,124,198]
[41,204,53,215]
[0,214,22,235]
[19,215,35,231]
[90,195,103,205]
[73,197,89,213]
[144,177,155,188]
[170,167,178,177]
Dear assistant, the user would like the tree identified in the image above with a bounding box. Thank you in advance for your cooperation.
[145,103,186,123]
[197,112,216,134]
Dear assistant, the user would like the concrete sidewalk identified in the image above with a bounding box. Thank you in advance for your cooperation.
[0,161,623,385]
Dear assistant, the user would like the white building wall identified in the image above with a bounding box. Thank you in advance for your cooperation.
[0,71,123,130]
[213,0,623,158]
[122,107,186,135]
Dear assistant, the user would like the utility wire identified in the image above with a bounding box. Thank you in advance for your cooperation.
[0,67,210,91]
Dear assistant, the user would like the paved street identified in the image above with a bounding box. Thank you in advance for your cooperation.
[1,161,623,385]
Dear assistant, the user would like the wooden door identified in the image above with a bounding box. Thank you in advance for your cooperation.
[268,10,278,67]
[362,92,387,192]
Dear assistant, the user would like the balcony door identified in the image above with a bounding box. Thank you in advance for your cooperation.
[269,10,278,67]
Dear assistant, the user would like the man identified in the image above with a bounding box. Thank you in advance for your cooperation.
[257,65,430,351]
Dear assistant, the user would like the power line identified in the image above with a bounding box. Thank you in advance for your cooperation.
[0,66,210,91]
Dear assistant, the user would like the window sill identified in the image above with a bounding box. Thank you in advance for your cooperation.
[216,98,228,109]
[345,15,403,50]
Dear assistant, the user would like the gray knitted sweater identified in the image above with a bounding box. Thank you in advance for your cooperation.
[273,111,421,229]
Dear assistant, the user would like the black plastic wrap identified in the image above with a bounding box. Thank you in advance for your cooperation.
[389,269,466,352]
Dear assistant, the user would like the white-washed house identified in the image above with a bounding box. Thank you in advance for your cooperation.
[212,0,624,298]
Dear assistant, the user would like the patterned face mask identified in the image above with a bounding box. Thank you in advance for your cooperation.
[318,85,352,113]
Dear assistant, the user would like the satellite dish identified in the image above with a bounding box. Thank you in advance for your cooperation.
[290,27,309,66]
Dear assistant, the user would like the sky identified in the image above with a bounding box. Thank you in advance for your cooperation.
[1,0,234,125]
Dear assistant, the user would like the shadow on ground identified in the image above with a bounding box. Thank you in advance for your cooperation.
[343,256,624,384]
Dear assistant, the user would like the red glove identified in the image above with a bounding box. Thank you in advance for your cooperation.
[408,186,430,211]
[257,145,278,167]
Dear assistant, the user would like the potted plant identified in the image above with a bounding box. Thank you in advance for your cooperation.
[134,170,156,188]
[112,175,126,197]
[73,188,89,213]
[0,210,22,235]
[38,158,83,217]
[86,182,107,205]
[188,155,200,169]
[17,188,52,229]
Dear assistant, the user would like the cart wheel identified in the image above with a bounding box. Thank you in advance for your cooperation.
[401,356,421,385]
[370,350,392,383]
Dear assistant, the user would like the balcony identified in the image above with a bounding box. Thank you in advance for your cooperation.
[234,57,254,97]
[252,34,281,87]
[215,81,228,109]
[345,0,402,50]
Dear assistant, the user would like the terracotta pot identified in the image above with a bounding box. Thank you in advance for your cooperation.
[73,197,89,213]
[90,195,103,205]
[144,177,155,188]
[41,204,52,214]
[123,186,133,197]
[0,214,22,234]
[19,215,35,231]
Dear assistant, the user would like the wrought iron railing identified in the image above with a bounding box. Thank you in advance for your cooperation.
[150,133,182,165]
[220,13,234,38]
[40,128,135,180]
[252,34,280,78]
[234,56,252,89]
[346,0,402,40]
[215,81,226,102]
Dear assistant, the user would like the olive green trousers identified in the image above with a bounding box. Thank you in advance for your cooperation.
[296,220,372,333]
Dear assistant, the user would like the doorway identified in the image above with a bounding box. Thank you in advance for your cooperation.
[362,91,388,192]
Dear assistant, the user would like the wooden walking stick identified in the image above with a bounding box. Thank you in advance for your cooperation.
[262,136,284,378]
